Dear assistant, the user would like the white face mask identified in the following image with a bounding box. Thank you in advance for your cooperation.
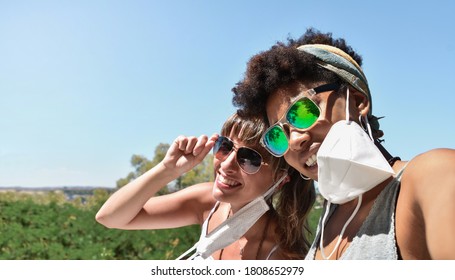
[316,88,394,204]
[176,174,287,260]
[316,88,395,259]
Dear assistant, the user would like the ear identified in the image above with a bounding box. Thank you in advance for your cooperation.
[351,87,370,117]
[277,173,291,189]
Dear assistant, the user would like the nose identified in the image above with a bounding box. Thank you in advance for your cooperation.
[288,128,310,152]
[219,149,239,174]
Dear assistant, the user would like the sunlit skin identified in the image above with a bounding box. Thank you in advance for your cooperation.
[265,81,394,259]
[96,129,289,260]
[212,133,278,213]
[266,81,366,181]
[265,80,455,259]
[208,134,288,259]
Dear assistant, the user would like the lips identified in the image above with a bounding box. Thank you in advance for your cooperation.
[216,174,241,188]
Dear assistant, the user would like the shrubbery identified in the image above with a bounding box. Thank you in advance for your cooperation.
[0,190,321,260]
[0,190,199,260]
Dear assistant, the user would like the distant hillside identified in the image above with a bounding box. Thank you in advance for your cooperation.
[0,186,114,191]
[0,186,115,201]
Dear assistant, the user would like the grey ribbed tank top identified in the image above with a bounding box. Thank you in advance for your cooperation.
[305,168,406,260]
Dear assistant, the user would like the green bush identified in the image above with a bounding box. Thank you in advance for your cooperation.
[0,191,321,260]
[0,192,199,260]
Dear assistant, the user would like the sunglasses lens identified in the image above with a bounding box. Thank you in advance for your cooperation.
[213,136,264,174]
[262,125,289,157]
[213,136,233,160]
[237,147,263,174]
[287,98,320,129]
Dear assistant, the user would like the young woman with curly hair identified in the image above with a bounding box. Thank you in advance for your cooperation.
[232,28,455,260]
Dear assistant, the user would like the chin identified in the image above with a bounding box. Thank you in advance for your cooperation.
[212,186,222,200]
[212,185,230,203]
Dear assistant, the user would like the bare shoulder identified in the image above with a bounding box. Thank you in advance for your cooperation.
[401,148,455,212]
[404,148,455,183]
[176,182,216,208]
[400,148,455,259]
[177,182,217,222]
[412,148,455,164]
[178,182,214,198]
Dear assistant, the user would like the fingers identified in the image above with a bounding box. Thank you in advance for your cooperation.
[192,135,209,156]
[173,134,218,157]
[173,135,196,154]
[208,133,219,144]
[194,134,218,158]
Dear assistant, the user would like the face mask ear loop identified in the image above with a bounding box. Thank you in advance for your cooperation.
[348,85,373,141]
[345,87,350,122]
[359,115,374,141]
[264,173,288,200]
[176,242,199,260]
[319,195,363,260]
[365,116,374,140]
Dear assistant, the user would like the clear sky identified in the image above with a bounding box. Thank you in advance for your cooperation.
[1,0,454,188]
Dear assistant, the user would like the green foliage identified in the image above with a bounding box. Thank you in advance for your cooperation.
[151,143,170,165]
[0,190,322,260]
[178,154,214,190]
[115,144,170,191]
[307,207,322,242]
[0,140,325,260]
[116,155,152,189]
[116,142,215,193]
[0,191,199,260]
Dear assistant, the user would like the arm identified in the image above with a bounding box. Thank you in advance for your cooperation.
[95,134,218,230]
[406,148,455,259]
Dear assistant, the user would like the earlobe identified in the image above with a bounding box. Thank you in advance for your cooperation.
[280,174,291,188]
[276,173,291,189]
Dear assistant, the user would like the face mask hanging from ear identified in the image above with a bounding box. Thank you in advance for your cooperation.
[176,174,287,260]
[316,87,395,259]
[316,87,395,205]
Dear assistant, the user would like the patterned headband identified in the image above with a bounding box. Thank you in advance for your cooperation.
[298,44,372,116]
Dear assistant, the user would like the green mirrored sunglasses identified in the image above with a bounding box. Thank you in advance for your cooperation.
[261,83,341,157]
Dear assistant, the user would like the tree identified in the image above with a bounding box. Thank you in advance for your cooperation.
[116,142,214,195]
[178,155,214,190]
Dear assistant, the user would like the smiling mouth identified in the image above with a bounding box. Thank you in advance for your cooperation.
[217,174,241,188]
[305,154,317,167]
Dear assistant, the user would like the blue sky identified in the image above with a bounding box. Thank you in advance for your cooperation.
[1,0,454,188]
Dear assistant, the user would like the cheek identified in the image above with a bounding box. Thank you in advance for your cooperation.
[244,172,274,194]
[284,153,302,172]
[213,158,221,169]
[323,94,347,123]
[213,159,221,175]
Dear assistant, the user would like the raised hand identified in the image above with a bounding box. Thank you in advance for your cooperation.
[162,134,218,175]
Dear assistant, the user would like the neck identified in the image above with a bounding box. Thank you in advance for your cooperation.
[231,204,273,240]
[229,196,269,214]
[339,176,391,209]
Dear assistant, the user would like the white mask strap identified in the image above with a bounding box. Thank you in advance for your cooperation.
[263,173,287,200]
[177,173,287,260]
[319,195,363,260]
[349,86,374,141]
[345,87,350,122]
[176,242,199,260]
[362,115,374,140]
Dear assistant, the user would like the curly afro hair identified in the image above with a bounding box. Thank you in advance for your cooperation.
[232,28,363,120]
